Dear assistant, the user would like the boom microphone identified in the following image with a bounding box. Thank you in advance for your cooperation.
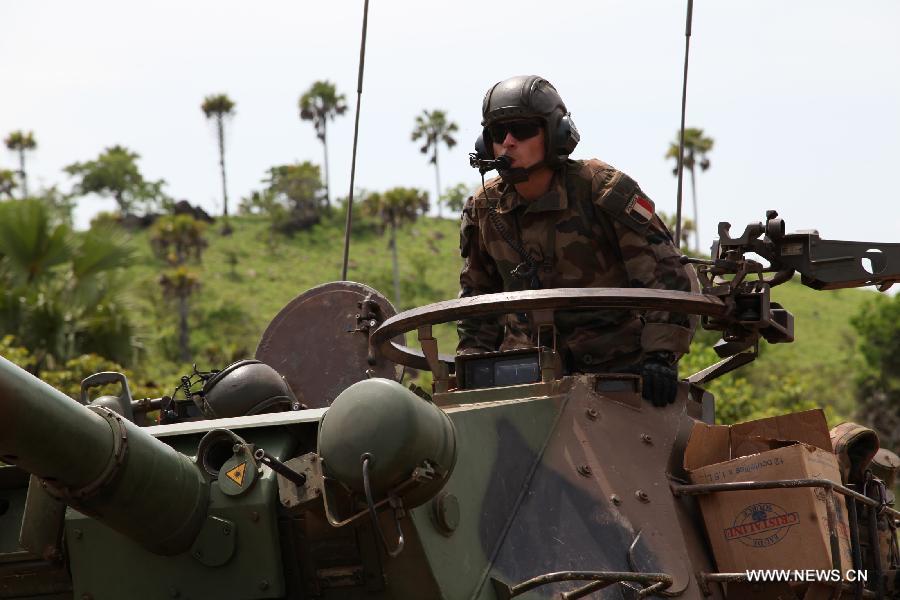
[469,153,511,174]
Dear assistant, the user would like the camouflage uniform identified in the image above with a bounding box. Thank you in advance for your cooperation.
[458,158,698,372]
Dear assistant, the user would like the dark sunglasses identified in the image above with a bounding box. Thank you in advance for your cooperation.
[488,120,543,142]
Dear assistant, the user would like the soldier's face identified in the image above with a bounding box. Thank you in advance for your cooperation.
[492,123,546,170]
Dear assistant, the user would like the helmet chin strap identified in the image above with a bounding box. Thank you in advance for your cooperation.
[497,160,548,185]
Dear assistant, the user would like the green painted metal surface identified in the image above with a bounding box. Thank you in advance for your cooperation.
[409,394,562,600]
[66,461,284,600]
[63,427,295,600]
[0,474,27,557]
[0,356,112,489]
[319,378,457,507]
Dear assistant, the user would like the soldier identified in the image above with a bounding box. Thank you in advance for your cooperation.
[458,75,698,406]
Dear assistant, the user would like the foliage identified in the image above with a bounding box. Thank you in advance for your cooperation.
[0,199,70,285]
[665,127,714,170]
[411,110,458,163]
[363,187,429,305]
[43,353,164,402]
[65,145,168,216]
[239,190,286,248]
[411,109,458,217]
[363,187,429,235]
[4,130,37,198]
[158,266,201,300]
[90,211,120,229]
[201,93,236,223]
[679,335,830,425]
[34,185,76,227]
[195,302,253,367]
[0,199,136,372]
[243,162,326,234]
[299,81,347,142]
[0,335,35,371]
[0,169,17,199]
[201,94,235,119]
[851,295,900,450]
[150,215,207,364]
[678,279,875,427]
[0,335,163,401]
[150,214,209,265]
[4,130,37,152]
[658,211,697,253]
[299,81,347,206]
[443,182,472,214]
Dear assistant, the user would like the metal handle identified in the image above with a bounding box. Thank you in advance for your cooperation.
[79,371,130,405]
[361,453,405,558]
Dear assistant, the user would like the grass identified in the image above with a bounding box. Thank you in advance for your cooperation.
[123,213,463,381]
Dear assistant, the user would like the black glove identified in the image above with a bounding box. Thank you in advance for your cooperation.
[639,352,678,407]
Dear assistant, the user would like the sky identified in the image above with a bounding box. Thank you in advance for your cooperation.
[2,0,899,257]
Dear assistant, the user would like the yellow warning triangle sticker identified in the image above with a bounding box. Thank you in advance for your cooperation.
[225,462,247,486]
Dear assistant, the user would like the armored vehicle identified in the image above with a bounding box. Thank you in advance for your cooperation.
[1,212,898,599]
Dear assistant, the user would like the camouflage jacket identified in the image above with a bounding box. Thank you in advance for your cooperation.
[457,159,698,372]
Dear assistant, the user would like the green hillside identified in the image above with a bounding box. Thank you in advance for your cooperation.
[119,213,875,423]
[124,214,463,379]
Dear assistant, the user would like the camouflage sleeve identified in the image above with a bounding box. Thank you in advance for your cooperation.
[593,170,699,356]
[612,216,698,355]
[457,199,504,354]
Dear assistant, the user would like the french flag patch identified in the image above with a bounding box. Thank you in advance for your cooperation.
[626,193,654,223]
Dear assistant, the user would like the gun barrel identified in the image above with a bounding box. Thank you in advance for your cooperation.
[0,355,208,555]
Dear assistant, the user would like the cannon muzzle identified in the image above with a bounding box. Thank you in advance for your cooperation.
[0,355,208,555]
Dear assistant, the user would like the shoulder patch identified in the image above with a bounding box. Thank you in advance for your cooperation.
[593,170,653,234]
[625,193,654,224]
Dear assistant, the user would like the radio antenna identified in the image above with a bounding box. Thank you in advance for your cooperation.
[674,0,694,251]
[341,0,371,280]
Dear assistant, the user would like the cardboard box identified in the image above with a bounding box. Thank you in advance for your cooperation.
[684,409,853,573]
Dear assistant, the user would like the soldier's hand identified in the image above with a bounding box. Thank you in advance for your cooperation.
[640,353,678,407]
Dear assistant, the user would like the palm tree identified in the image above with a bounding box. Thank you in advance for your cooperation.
[201,94,236,231]
[4,130,37,199]
[299,81,347,208]
[363,187,429,306]
[666,128,714,253]
[411,110,458,218]
[150,214,208,363]
[158,267,201,363]
[150,214,209,265]
[658,212,696,252]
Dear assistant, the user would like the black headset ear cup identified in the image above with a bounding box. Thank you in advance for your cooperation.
[474,130,493,159]
[543,113,580,166]
[556,114,580,156]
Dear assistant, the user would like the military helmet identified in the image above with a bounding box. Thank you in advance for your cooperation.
[478,75,580,166]
[197,359,299,419]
